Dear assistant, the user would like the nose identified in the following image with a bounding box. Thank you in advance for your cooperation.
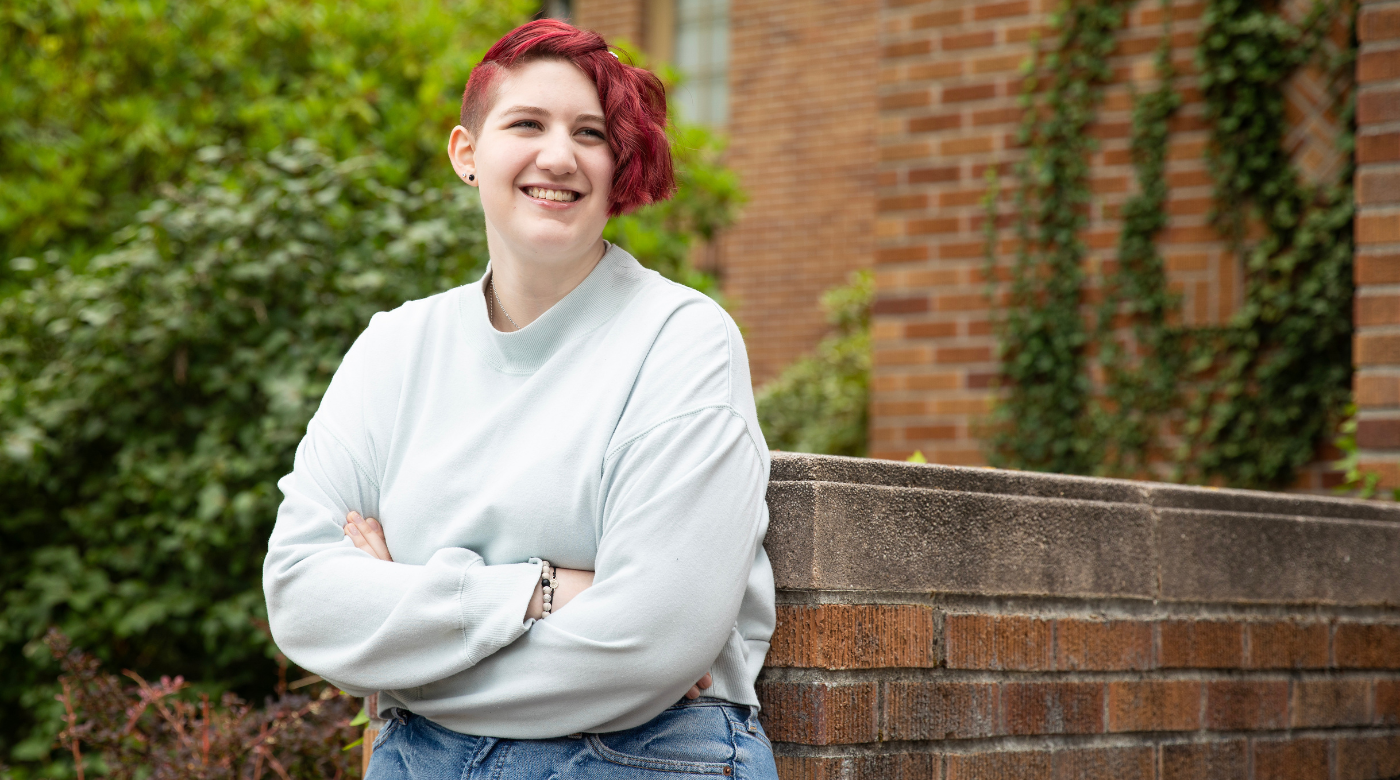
[535,126,579,176]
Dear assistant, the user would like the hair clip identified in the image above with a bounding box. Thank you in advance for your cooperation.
[610,50,619,59]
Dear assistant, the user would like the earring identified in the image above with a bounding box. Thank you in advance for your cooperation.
[468,174,475,182]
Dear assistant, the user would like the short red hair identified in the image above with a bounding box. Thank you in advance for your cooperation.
[460,20,675,217]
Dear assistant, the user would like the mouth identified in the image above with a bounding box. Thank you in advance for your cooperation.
[522,186,581,203]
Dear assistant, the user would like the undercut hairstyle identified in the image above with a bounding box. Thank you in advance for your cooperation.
[460,19,676,216]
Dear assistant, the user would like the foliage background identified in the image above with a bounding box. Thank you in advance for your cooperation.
[0,2,745,774]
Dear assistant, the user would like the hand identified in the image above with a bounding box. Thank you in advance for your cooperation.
[685,673,713,700]
[344,511,392,561]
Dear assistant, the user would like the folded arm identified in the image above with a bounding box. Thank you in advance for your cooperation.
[404,406,769,736]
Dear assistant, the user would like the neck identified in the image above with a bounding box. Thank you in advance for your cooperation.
[484,229,608,332]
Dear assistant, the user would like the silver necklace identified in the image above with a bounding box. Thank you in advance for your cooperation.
[488,276,519,331]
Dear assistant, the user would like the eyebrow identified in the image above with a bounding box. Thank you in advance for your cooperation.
[499,105,607,125]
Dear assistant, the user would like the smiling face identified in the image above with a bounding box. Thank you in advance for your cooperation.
[449,58,615,267]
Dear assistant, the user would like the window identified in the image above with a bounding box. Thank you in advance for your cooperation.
[671,0,728,128]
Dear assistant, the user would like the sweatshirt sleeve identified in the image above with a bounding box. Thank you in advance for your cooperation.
[408,404,769,735]
[261,315,542,694]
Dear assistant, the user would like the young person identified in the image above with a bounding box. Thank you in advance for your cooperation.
[261,19,778,779]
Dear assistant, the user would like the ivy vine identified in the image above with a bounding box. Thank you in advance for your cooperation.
[986,0,1133,474]
[988,0,1356,489]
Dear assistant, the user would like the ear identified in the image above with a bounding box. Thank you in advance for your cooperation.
[448,125,477,185]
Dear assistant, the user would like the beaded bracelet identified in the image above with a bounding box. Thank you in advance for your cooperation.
[540,560,556,618]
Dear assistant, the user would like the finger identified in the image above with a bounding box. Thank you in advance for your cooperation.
[685,685,701,700]
[345,517,390,561]
[697,673,713,690]
[360,516,393,561]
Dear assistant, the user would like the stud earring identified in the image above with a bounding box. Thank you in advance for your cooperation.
[468,174,475,182]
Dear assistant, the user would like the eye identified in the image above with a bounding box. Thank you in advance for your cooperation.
[578,128,607,140]
[510,120,543,130]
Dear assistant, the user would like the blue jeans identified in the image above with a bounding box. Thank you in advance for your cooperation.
[366,697,779,780]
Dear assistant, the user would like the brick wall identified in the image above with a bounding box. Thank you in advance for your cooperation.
[871,0,1350,472]
[760,453,1400,779]
[1355,0,1400,487]
[719,0,880,382]
[573,0,644,47]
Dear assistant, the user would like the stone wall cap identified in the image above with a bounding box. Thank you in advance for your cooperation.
[770,452,1400,523]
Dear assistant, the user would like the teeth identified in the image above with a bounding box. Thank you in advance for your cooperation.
[526,187,578,202]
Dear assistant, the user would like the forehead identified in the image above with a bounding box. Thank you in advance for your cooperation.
[486,58,604,120]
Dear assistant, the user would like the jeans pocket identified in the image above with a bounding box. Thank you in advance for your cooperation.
[586,704,736,775]
[370,716,400,750]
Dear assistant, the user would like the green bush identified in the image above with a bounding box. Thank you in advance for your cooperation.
[0,0,532,271]
[0,141,489,768]
[756,270,873,457]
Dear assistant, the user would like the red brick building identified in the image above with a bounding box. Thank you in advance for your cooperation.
[569,0,1399,485]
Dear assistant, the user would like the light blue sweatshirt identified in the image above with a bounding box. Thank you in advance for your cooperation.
[262,243,775,738]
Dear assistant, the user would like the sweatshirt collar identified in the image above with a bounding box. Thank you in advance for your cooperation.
[462,241,648,374]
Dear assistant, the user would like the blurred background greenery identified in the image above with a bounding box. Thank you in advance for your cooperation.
[0,0,866,774]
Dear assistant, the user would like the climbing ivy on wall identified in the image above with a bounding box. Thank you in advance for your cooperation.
[986,0,1134,474]
[987,0,1357,489]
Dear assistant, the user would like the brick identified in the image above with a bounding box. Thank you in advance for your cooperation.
[1337,735,1400,780]
[766,604,938,669]
[909,165,960,184]
[1358,418,1400,448]
[1357,332,1400,366]
[1107,680,1201,732]
[1357,293,1400,326]
[1358,209,1400,243]
[1359,132,1400,164]
[909,217,961,235]
[1160,620,1244,668]
[1247,622,1331,669]
[881,90,932,110]
[775,756,845,780]
[877,246,929,264]
[1360,47,1400,83]
[1161,741,1247,780]
[941,31,996,51]
[873,296,931,315]
[853,753,939,780]
[946,751,1051,779]
[882,681,999,740]
[907,322,959,339]
[1001,682,1104,735]
[1055,619,1152,671]
[884,40,932,58]
[943,84,998,103]
[974,1,1030,19]
[1360,5,1400,42]
[1378,679,1400,725]
[909,113,963,133]
[942,136,995,155]
[1052,747,1154,780]
[1357,373,1400,407]
[906,424,958,440]
[911,9,964,29]
[756,681,879,745]
[1292,678,1373,727]
[1359,168,1400,205]
[935,345,992,363]
[945,614,1053,670]
[1253,739,1330,780]
[1204,680,1288,730]
[1336,623,1400,668]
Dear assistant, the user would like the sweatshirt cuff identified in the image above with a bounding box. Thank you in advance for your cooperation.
[458,561,543,666]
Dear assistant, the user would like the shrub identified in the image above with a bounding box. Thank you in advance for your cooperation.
[0,140,488,767]
[756,270,873,457]
[0,0,533,269]
[40,629,360,779]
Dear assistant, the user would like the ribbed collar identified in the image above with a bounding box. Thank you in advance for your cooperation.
[461,242,648,374]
